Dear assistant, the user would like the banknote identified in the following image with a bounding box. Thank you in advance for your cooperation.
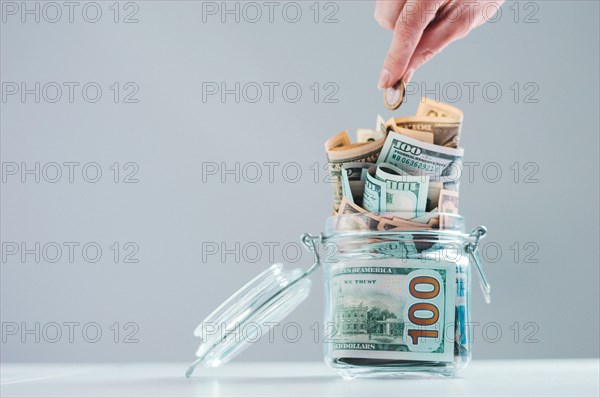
[410,208,439,225]
[338,197,427,228]
[337,197,380,231]
[417,97,464,122]
[377,131,464,184]
[439,189,459,230]
[341,162,373,203]
[362,168,386,212]
[377,217,433,231]
[362,163,429,218]
[387,123,434,144]
[439,189,459,214]
[329,259,456,362]
[379,167,429,216]
[337,197,439,232]
[387,114,462,148]
[426,181,443,212]
[325,131,385,212]
[375,162,408,180]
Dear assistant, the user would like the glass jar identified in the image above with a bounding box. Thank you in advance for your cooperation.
[320,213,489,379]
[186,213,490,380]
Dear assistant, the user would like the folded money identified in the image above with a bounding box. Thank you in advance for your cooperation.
[325,99,465,231]
[325,131,384,212]
[341,162,373,204]
[387,117,459,147]
[378,131,464,184]
[362,163,429,218]
[335,197,437,232]
[386,98,464,148]
[417,97,464,122]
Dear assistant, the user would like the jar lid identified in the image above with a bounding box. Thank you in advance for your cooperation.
[186,234,322,378]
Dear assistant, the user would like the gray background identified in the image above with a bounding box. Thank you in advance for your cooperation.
[1,0,598,363]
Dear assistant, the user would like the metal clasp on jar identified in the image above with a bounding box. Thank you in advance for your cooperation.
[301,233,323,276]
[465,226,491,304]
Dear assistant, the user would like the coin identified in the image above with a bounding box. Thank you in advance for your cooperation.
[383,79,405,110]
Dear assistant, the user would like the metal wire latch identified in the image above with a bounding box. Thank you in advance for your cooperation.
[300,233,323,276]
[465,226,491,304]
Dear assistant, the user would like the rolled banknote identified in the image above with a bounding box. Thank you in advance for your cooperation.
[325,131,384,212]
[377,131,464,184]
[417,98,464,122]
[390,124,434,144]
[375,162,408,180]
[362,167,386,212]
[362,163,429,217]
[387,116,461,148]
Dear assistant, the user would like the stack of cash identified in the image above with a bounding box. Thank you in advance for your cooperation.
[325,98,464,231]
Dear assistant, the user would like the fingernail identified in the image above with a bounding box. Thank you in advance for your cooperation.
[377,68,391,89]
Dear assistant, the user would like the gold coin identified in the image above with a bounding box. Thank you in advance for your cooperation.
[383,79,406,110]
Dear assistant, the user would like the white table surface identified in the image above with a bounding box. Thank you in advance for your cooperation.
[1,359,598,397]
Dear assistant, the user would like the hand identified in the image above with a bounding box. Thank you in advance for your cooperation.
[374,0,505,88]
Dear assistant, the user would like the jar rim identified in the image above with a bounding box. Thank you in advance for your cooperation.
[321,229,470,244]
[323,212,467,242]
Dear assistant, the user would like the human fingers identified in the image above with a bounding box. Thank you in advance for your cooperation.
[378,0,442,89]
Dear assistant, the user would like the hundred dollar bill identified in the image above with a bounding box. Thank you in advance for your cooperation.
[341,162,373,204]
[417,97,464,122]
[362,164,429,218]
[329,259,456,363]
[325,131,384,212]
[388,116,461,148]
[377,131,464,184]
[377,164,429,216]
[375,162,407,179]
